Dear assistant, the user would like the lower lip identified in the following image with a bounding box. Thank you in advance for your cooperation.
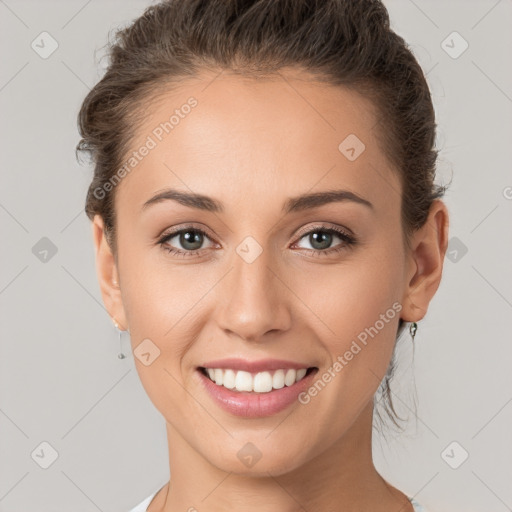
[196,368,318,418]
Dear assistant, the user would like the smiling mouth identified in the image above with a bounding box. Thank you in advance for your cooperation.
[198,366,317,393]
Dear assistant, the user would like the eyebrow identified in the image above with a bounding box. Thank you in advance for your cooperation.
[142,188,374,214]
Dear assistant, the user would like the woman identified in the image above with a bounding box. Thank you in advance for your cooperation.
[77,0,449,510]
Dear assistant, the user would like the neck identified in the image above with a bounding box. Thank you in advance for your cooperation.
[155,401,411,512]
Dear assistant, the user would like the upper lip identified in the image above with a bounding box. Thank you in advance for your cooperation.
[199,358,316,373]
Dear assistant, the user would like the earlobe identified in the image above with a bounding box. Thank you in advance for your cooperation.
[91,215,127,329]
[401,200,450,322]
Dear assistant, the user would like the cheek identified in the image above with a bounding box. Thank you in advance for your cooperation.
[296,238,405,375]
[118,244,218,393]
[117,234,185,330]
[288,258,403,436]
[118,254,203,419]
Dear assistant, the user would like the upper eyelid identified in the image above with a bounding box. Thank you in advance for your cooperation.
[159,223,217,244]
[293,222,353,239]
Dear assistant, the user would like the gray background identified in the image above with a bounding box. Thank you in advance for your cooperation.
[0,0,511,511]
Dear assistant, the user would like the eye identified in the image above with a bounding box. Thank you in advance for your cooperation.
[157,223,356,259]
[157,225,216,258]
[292,225,356,256]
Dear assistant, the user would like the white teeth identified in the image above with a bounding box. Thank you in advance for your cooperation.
[222,369,236,389]
[235,370,253,392]
[203,367,310,393]
[284,369,296,386]
[214,368,223,386]
[253,371,273,393]
[272,369,285,389]
[296,368,307,382]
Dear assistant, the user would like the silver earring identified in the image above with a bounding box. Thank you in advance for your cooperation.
[112,318,128,359]
[409,321,418,341]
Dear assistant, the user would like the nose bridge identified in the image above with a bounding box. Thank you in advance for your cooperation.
[216,237,290,341]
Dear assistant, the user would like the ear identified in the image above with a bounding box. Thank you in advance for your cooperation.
[91,214,128,330]
[401,199,450,322]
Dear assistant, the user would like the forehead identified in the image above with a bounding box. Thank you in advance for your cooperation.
[115,69,400,216]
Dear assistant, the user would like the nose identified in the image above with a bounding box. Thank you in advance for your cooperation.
[215,244,292,343]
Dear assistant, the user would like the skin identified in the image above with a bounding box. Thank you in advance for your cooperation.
[91,68,449,512]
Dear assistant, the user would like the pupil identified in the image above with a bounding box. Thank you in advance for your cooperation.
[181,231,203,250]
[311,231,331,250]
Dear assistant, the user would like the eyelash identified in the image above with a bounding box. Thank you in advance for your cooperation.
[157,223,356,259]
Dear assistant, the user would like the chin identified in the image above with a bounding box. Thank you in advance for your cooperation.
[208,440,312,477]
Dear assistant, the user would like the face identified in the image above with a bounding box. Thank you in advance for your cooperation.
[93,68,447,476]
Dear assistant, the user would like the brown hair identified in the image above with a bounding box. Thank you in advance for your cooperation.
[76,0,447,432]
